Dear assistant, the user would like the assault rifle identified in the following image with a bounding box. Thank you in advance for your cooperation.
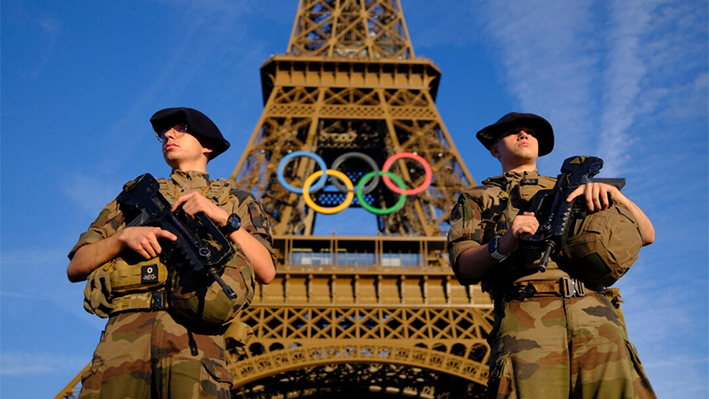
[117,173,237,299]
[519,156,625,272]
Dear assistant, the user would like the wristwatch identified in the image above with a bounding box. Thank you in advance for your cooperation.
[220,213,241,236]
[487,235,509,262]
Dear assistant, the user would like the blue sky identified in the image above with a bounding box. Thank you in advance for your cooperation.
[1,0,707,397]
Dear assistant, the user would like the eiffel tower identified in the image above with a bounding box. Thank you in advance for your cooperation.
[54,1,495,398]
[227,1,493,398]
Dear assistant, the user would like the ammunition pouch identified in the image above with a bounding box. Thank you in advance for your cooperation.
[224,321,254,349]
[83,254,170,318]
[559,203,643,287]
[83,265,113,318]
[107,254,169,294]
[83,247,255,329]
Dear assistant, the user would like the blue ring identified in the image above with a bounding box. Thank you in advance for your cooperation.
[277,151,328,194]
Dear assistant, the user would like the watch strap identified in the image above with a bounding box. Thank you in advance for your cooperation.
[220,213,241,236]
[488,235,508,261]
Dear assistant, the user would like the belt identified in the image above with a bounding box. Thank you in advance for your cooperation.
[111,290,169,315]
[503,277,589,301]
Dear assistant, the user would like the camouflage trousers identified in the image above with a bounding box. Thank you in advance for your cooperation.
[78,311,232,399]
[487,292,655,399]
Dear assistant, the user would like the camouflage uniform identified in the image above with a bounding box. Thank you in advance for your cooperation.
[447,170,655,399]
[69,170,276,399]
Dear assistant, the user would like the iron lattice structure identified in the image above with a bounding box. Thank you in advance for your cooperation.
[55,1,494,398]
[222,236,494,398]
[227,1,493,398]
[227,245,495,399]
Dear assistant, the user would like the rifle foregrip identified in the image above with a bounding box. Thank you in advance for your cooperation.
[537,243,555,273]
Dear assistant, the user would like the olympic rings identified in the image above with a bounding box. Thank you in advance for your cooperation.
[277,151,328,194]
[302,170,355,214]
[276,151,431,215]
[382,152,433,195]
[356,171,407,215]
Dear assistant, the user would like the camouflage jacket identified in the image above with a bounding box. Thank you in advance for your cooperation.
[69,169,276,269]
[447,170,571,287]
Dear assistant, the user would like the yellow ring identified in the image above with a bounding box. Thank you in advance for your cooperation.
[302,170,355,215]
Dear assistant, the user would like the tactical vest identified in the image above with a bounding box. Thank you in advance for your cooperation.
[83,176,256,330]
[463,174,562,284]
[477,175,557,238]
[462,174,643,288]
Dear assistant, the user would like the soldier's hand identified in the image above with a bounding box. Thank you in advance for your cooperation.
[117,226,177,259]
[172,191,230,227]
[499,212,538,254]
[510,212,539,237]
[567,182,620,213]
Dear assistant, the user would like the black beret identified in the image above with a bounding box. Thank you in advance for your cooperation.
[476,112,554,157]
[150,107,231,159]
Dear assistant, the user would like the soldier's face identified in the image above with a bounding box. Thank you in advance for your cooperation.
[491,127,539,163]
[162,128,212,170]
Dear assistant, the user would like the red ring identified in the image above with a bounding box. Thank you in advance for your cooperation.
[381,152,432,195]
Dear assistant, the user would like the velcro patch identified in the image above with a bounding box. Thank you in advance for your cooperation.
[141,264,159,284]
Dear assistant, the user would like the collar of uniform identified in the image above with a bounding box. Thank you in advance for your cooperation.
[170,169,211,194]
[482,170,540,186]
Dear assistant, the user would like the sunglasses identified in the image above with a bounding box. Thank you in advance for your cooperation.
[156,124,188,142]
[502,127,536,138]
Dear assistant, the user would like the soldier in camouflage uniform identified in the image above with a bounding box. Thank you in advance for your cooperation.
[447,112,656,399]
[67,107,277,399]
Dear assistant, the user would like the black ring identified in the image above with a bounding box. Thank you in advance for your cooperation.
[330,152,380,194]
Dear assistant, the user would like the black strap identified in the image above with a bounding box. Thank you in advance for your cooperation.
[188,331,199,356]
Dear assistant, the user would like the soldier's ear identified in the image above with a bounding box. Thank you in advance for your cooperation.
[490,144,500,159]
[201,141,215,160]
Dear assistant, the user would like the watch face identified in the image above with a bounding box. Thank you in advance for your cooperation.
[487,235,507,260]
[488,236,498,254]
[228,214,241,229]
[221,214,241,236]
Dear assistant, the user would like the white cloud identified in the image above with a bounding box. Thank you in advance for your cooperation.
[642,354,709,398]
[479,0,706,177]
[598,0,669,177]
[1,245,108,332]
[0,248,68,269]
[16,14,63,79]
[40,15,62,35]
[482,0,600,165]
[611,254,708,397]
[0,352,87,376]
[60,173,122,217]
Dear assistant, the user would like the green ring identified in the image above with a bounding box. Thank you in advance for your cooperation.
[356,171,408,215]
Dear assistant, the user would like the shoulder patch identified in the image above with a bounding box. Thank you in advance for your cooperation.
[231,189,256,204]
